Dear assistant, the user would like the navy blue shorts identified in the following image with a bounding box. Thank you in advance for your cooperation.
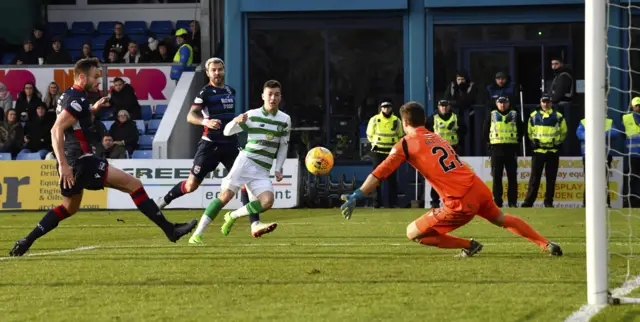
[191,140,239,182]
[60,154,109,197]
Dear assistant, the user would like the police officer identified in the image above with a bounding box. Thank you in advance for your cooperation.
[576,106,619,207]
[483,96,523,208]
[366,100,404,208]
[622,97,640,207]
[522,95,568,208]
[426,100,466,208]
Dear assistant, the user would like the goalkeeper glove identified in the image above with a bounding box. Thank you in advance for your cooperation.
[340,189,365,220]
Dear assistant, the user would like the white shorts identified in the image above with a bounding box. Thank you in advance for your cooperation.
[220,153,273,198]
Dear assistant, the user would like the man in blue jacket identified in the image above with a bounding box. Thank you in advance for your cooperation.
[576,107,619,207]
[170,28,195,81]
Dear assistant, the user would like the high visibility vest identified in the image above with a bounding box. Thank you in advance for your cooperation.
[489,110,518,145]
[579,118,613,155]
[529,109,566,153]
[173,44,193,65]
[434,113,458,146]
[366,113,403,154]
[623,113,640,156]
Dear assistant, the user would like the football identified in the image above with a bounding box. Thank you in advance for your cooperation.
[305,147,334,176]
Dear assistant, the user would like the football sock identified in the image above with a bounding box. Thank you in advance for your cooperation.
[418,233,471,249]
[502,214,548,248]
[163,181,188,205]
[203,198,224,221]
[230,200,263,219]
[131,187,173,233]
[25,205,71,243]
[241,187,261,224]
[193,214,212,236]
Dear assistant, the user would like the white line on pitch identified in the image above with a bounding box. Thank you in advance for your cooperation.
[0,245,99,261]
[564,275,640,322]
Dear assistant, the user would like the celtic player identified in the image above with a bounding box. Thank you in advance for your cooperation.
[189,80,290,241]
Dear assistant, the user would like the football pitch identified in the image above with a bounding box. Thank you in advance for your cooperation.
[1,208,640,322]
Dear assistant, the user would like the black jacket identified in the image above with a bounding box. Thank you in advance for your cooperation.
[110,84,141,120]
[11,50,39,65]
[109,120,139,155]
[14,94,43,122]
[103,35,131,61]
[483,107,524,156]
[426,112,466,150]
[550,66,575,103]
[443,77,477,109]
[46,50,72,65]
[23,115,54,152]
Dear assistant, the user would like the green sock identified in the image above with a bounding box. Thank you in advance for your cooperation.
[204,198,224,220]
[230,200,264,219]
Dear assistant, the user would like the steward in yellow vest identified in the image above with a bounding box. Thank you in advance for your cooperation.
[482,96,523,208]
[522,95,568,208]
[366,101,403,208]
[170,28,195,81]
[623,97,640,207]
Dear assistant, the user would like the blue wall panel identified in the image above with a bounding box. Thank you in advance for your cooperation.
[225,0,244,115]
[425,0,583,7]
[431,7,584,24]
[241,0,408,12]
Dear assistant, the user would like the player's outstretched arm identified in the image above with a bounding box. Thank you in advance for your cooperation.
[187,105,220,129]
[51,110,78,189]
[223,113,247,136]
[340,174,381,220]
[273,117,291,181]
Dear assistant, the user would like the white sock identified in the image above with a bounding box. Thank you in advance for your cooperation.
[251,221,261,227]
[230,205,251,219]
[194,214,212,235]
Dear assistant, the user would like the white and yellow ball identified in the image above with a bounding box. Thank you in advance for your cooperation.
[305,147,334,176]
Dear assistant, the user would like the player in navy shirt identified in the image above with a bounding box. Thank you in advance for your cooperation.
[9,58,197,256]
[155,57,275,239]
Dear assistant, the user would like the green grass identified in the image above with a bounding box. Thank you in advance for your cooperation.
[1,208,639,322]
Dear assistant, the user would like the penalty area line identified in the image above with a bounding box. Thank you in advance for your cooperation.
[0,245,100,261]
[564,275,640,322]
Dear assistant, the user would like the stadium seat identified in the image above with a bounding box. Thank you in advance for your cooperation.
[2,53,15,65]
[135,120,145,135]
[132,150,152,159]
[154,104,168,119]
[47,22,69,37]
[147,119,161,135]
[92,35,111,50]
[124,21,147,35]
[97,21,118,34]
[71,21,95,35]
[149,21,173,35]
[103,120,114,130]
[176,20,191,31]
[129,34,148,47]
[70,50,82,61]
[141,105,153,121]
[155,33,171,41]
[0,152,12,160]
[16,152,43,160]
[138,135,154,150]
[64,36,90,52]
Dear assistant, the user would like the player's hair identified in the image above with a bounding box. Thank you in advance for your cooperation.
[263,80,281,90]
[205,57,225,70]
[113,77,124,84]
[399,101,426,127]
[74,58,100,80]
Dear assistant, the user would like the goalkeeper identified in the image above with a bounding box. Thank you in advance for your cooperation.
[425,100,466,208]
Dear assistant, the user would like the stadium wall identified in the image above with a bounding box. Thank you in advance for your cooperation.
[47,2,201,24]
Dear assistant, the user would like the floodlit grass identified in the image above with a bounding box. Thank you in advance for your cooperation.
[1,208,639,321]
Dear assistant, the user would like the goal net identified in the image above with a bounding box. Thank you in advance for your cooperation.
[587,0,640,306]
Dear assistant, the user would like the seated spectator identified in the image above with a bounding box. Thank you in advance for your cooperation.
[149,42,172,63]
[109,110,139,155]
[20,104,53,159]
[189,20,201,63]
[12,39,39,65]
[76,43,96,62]
[486,72,517,105]
[0,82,14,120]
[88,113,107,148]
[123,40,144,64]
[14,82,43,122]
[45,36,72,65]
[31,24,49,61]
[110,77,141,119]
[0,109,24,158]
[103,22,130,61]
[443,71,477,113]
[95,135,126,159]
[106,49,122,64]
[42,81,60,122]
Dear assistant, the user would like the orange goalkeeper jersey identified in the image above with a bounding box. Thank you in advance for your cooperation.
[372,127,476,199]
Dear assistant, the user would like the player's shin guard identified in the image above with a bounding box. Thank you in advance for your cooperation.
[131,187,173,233]
[502,214,548,248]
[163,181,188,205]
[230,200,263,219]
[193,198,224,235]
[241,186,260,224]
[25,205,71,243]
[417,233,471,249]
